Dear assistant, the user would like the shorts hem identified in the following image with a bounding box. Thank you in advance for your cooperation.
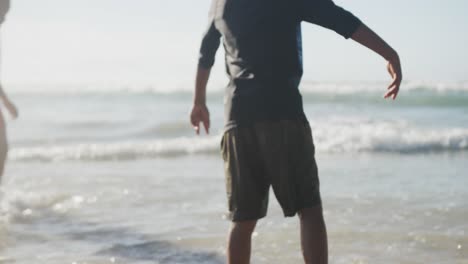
[283,198,323,218]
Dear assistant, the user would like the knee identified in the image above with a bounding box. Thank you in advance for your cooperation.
[298,205,324,222]
[230,220,257,237]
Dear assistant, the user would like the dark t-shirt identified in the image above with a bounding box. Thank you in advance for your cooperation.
[198,0,362,130]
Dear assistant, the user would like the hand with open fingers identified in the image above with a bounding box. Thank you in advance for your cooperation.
[190,103,210,135]
[384,55,402,100]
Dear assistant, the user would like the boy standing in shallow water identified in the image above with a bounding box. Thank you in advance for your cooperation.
[0,0,19,179]
[190,0,402,263]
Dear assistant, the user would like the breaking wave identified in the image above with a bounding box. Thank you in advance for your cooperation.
[9,121,468,162]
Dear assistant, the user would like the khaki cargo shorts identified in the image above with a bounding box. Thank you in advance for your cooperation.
[220,120,321,222]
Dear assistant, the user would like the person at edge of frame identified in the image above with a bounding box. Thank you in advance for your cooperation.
[0,0,19,181]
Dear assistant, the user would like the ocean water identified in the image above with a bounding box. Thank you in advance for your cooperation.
[1,82,467,263]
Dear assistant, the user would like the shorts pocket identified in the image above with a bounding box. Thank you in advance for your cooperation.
[220,133,227,161]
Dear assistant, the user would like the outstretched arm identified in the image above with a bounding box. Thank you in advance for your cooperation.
[351,24,402,100]
[301,0,402,99]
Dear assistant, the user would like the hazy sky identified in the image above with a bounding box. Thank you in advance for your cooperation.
[1,0,467,89]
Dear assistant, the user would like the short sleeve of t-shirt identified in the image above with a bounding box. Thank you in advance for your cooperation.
[300,0,362,39]
[198,1,222,69]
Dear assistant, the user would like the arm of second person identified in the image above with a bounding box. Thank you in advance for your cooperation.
[0,85,18,119]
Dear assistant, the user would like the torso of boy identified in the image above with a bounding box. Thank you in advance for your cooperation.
[198,0,361,130]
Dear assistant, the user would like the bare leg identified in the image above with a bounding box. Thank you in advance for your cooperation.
[0,110,7,180]
[299,205,328,264]
[227,220,257,264]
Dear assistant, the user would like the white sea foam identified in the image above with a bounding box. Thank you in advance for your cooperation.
[8,121,468,162]
[312,117,468,153]
[9,136,221,162]
[0,190,85,224]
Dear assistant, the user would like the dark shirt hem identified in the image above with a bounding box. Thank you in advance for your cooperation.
[223,114,309,133]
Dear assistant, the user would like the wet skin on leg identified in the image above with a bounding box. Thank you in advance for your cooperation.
[299,205,328,264]
[227,220,257,264]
